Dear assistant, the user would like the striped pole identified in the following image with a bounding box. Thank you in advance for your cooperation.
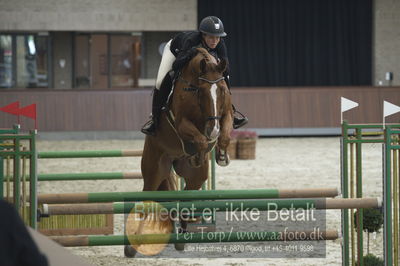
[51,230,340,247]
[2,172,143,181]
[41,198,381,216]
[38,172,142,181]
[38,188,339,204]
[38,150,142,159]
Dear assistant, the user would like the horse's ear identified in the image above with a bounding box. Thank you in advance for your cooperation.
[216,59,227,73]
[200,59,207,74]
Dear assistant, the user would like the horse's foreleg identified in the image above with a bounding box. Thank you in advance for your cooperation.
[176,117,209,166]
[216,112,233,166]
[176,117,208,150]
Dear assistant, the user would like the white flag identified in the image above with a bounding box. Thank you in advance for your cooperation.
[341,97,359,112]
[384,101,400,118]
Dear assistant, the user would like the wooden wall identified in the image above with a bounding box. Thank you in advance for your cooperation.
[1,86,400,133]
[230,86,400,128]
[0,90,152,131]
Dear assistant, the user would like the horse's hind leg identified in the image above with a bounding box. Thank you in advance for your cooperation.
[174,159,209,232]
[142,148,174,229]
[141,138,168,191]
[182,163,208,226]
[173,159,209,191]
[157,178,174,191]
[125,140,171,258]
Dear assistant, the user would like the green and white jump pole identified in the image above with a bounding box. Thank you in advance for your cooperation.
[41,197,381,216]
[38,188,340,204]
[38,149,142,159]
[51,230,340,247]
[3,172,143,181]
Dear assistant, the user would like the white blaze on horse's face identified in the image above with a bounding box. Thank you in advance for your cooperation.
[207,83,220,140]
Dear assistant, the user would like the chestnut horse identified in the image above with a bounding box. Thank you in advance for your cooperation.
[141,47,233,193]
[142,48,233,191]
[125,48,233,257]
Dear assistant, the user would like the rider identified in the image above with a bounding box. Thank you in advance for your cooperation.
[141,16,248,136]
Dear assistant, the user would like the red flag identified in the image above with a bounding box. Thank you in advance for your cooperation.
[17,104,36,120]
[0,101,20,115]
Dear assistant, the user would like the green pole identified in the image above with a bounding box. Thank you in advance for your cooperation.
[3,172,142,181]
[43,198,380,215]
[38,150,141,159]
[356,128,364,266]
[89,189,280,203]
[38,188,344,204]
[341,121,350,266]
[14,136,21,212]
[211,149,216,225]
[0,125,19,200]
[30,130,37,229]
[53,230,339,247]
[46,199,317,215]
[92,231,335,245]
[0,138,3,198]
[384,128,393,265]
[37,172,138,181]
[212,148,216,190]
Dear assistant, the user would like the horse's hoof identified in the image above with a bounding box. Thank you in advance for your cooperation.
[124,245,138,258]
[174,243,185,251]
[216,151,230,167]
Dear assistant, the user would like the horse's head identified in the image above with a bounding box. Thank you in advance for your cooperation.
[184,48,228,141]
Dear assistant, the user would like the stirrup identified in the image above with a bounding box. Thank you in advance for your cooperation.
[141,120,156,136]
[233,110,248,129]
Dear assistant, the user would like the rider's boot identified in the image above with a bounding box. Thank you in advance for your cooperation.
[224,77,248,129]
[232,105,248,129]
[141,89,162,136]
[141,73,174,136]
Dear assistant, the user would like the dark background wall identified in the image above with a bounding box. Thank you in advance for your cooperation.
[198,0,372,87]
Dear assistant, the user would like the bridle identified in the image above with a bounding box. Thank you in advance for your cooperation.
[180,76,225,91]
[198,76,225,84]
[179,76,225,121]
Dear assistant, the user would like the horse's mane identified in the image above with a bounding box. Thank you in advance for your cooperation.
[191,47,219,72]
[196,48,216,63]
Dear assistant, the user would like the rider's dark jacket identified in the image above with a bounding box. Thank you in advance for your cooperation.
[170,31,230,87]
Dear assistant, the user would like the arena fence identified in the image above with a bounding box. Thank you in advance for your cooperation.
[341,121,400,266]
[1,123,396,264]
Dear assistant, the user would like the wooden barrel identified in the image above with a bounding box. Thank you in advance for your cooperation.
[237,138,256,159]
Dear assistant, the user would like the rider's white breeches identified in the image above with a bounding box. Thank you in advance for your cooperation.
[155,40,176,90]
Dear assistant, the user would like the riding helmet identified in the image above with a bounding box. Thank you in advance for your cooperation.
[199,16,227,37]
